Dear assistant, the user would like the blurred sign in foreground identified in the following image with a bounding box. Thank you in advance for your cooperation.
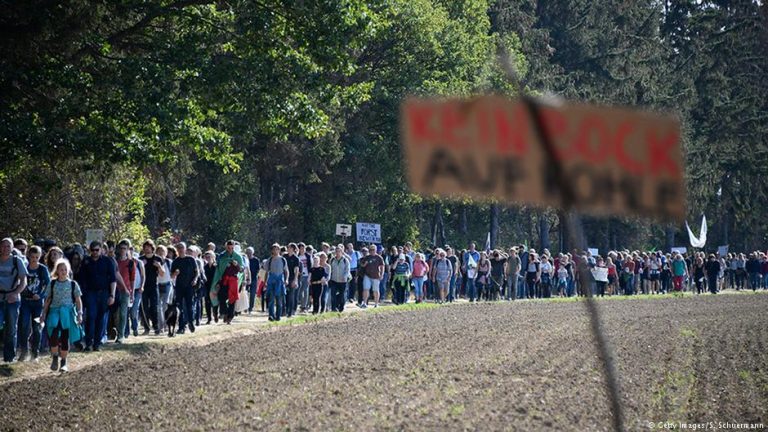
[401,96,685,221]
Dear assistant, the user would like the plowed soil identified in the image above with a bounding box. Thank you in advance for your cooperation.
[2,294,767,431]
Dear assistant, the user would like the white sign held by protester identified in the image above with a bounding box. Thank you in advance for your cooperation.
[588,248,599,257]
[718,245,729,257]
[671,247,687,255]
[336,224,352,237]
[85,229,104,246]
[592,267,609,282]
[356,223,381,244]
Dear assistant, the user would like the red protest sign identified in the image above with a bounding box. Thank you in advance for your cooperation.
[401,96,685,221]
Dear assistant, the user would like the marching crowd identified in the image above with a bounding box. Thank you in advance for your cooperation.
[1,236,766,372]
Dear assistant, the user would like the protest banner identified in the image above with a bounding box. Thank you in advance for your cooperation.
[402,96,684,221]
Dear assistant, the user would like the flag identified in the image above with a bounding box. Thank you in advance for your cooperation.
[685,215,707,248]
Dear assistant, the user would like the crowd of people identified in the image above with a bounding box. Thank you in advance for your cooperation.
[1,236,766,372]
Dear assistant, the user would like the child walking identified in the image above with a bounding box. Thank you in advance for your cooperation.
[40,259,83,372]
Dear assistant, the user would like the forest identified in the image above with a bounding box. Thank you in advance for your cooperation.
[1,0,766,253]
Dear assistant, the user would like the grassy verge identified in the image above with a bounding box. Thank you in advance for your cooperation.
[650,326,698,422]
[269,302,442,327]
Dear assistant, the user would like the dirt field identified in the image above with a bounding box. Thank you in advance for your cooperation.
[1,294,767,431]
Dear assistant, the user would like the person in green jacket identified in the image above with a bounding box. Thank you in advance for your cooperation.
[210,240,244,324]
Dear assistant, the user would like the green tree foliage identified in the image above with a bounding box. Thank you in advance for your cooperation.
[1,0,765,252]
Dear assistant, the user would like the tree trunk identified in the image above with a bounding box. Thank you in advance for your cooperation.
[164,179,178,231]
[459,204,468,238]
[431,202,446,247]
[665,225,675,252]
[539,213,550,251]
[558,210,569,253]
[489,203,500,250]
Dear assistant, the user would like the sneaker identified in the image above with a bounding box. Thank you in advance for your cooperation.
[154,329,161,335]
[189,324,195,333]
[84,346,92,352]
[133,330,139,337]
[93,346,101,352]
[142,329,150,336]
[60,359,68,372]
[115,339,123,345]
[50,355,59,371]
[374,303,379,308]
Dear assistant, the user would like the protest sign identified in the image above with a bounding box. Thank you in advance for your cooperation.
[402,96,684,221]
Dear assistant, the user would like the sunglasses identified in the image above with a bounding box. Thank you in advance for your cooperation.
[91,248,101,252]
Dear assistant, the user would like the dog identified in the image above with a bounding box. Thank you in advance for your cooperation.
[165,303,180,337]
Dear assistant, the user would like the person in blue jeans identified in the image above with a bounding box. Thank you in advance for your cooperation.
[19,246,49,360]
[265,244,288,321]
[0,237,29,362]
[462,243,480,301]
[77,241,116,352]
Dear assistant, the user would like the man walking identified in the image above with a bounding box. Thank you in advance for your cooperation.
[506,248,521,300]
[265,244,288,321]
[245,247,259,314]
[463,242,480,302]
[171,243,199,334]
[297,243,312,313]
[78,241,116,351]
[359,245,384,308]
[139,240,164,335]
[284,244,301,318]
[0,237,28,362]
[115,240,138,343]
[345,243,360,303]
[210,240,244,324]
[329,246,351,312]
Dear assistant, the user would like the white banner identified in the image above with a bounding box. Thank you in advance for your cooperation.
[685,215,707,248]
[356,222,381,244]
[671,247,687,255]
[718,245,729,257]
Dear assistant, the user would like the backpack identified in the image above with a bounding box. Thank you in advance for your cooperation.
[127,258,136,284]
[1,255,24,294]
[49,279,78,304]
[119,258,137,287]
[266,256,288,274]
[436,258,452,275]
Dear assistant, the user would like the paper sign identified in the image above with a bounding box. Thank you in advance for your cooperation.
[717,245,729,257]
[592,267,609,282]
[336,224,352,237]
[401,96,685,221]
[671,246,687,255]
[356,223,381,244]
[85,229,104,247]
[588,248,599,257]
